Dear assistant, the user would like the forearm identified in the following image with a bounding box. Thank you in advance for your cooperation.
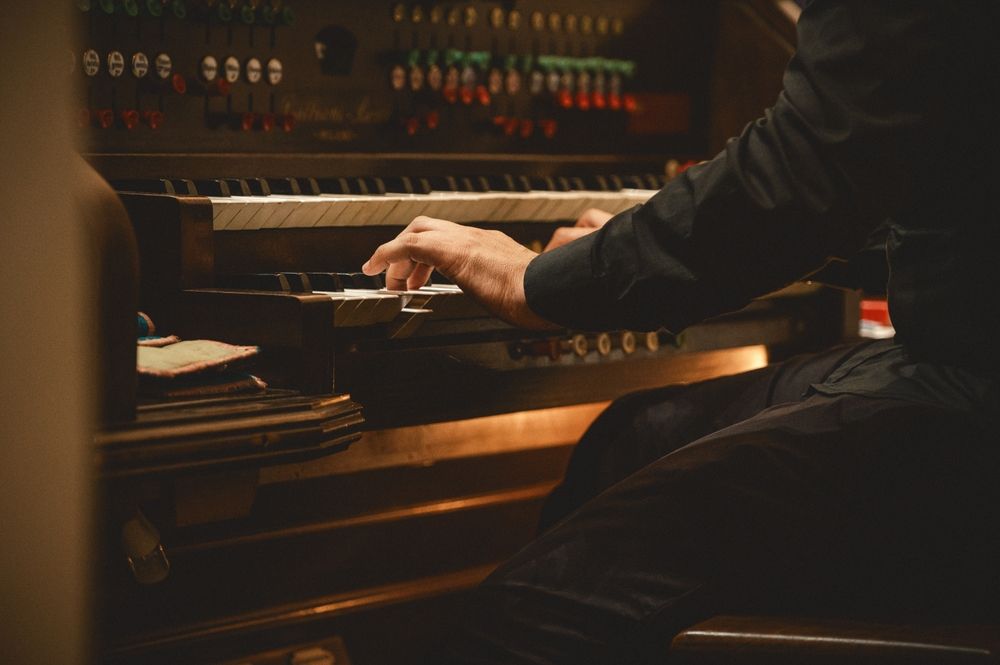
[525,1,950,333]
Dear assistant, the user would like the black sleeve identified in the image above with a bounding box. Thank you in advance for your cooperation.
[524,1,955,332]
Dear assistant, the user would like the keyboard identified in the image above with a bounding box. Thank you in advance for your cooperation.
[111,174,665,230]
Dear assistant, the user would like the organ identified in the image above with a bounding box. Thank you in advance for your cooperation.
[77,2,855,663]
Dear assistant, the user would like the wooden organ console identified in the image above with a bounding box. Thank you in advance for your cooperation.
[77,1,863,663]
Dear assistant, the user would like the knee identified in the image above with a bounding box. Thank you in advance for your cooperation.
[582,389,668,449]
[570,388,686,487]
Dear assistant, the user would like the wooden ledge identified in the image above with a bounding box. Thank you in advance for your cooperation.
[670,615,1000,664]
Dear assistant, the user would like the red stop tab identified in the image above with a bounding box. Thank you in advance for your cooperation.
[96,109,115,129]
[142,110,164,130]
[476,85,491,106]
[121,110,141,131]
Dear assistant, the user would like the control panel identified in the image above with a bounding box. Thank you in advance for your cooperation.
[75,1,716,160]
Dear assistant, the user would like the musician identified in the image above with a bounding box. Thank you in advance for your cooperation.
[364,1,1000,663]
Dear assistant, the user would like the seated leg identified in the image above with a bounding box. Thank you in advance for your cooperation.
[541,342,875,530]
[434,393,1000,665]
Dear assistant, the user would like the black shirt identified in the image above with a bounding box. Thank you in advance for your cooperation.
[524,1,998,377]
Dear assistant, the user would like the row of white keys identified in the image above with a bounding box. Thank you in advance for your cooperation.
[307,283,487,333]
[211,189,658,231]
[314,289,404,327]
[317,285,471,330]
[385,284,484,319]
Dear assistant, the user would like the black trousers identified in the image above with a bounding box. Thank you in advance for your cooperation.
[432,343,1000,664]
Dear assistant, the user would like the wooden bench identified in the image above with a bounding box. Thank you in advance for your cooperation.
[670,615,1000,664]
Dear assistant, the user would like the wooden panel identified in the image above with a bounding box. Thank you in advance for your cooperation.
[120,193,215,323]
[337,345,769,429]
[177,289,337,393]
[104,565,495,665]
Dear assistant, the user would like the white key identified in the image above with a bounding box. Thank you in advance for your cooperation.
[269,195,329,228]
[212,199,242,230]
[222,196,267,230]
[321,195,404,227]
[258,198,298,229]
[312,194,360,227]
[240,197,283,230]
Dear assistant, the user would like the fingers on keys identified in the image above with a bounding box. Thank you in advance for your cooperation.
[362,217,458,283]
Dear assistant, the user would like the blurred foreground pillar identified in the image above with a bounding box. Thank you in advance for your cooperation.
[0,3,92,664]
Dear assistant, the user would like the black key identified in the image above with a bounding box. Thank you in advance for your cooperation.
[606,174,625,191]
[217,273,290,292]
[565,176,586,191]
[618,175,645,189]
[528,175,557,191]
[469,175,491,192]
[110,179,175,194]
[305,272,345,292]
[298,177,321,196]
[193,179,231,196]
[426,175,460,192]
[222,178,252,196]
[382,176,415,194]
[169,179,197,195]
[353,177,386,196]
[245,178,271,196]
[600,174,622,191]
[382,176,431,195]
[581,174,611,191]
[347,178,367,195]
[316,177,352,195]
[509,174,532,192]
[338,272,384,289]
[452,176,476,192]
[551,176,572,192]
[267,177,319,195]
[483,175,512,192]
[642,174,662,189]
[280,272,313,292]
[410,176,432,194]
[266,177,301,195]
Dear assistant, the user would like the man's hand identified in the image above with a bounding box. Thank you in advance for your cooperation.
[544,208,613,252]
[362,216,557,330]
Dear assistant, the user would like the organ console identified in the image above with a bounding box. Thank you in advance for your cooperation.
[78,2,857,663]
